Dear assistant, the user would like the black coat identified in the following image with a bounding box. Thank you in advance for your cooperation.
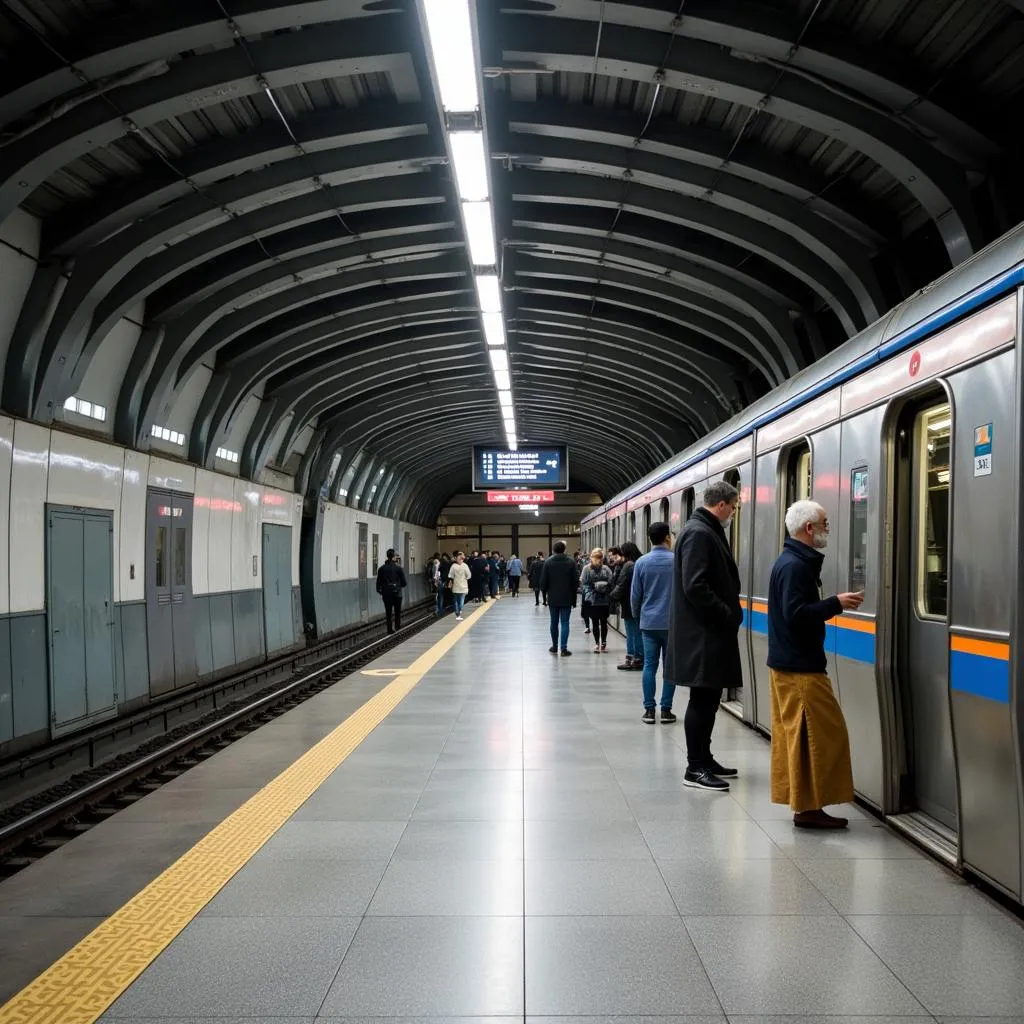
[767,538,842,673]
[540,554,579,608]
[665,507,743,689]
[528,559,544,588]
[376,561,407,597]
[609,560,636,620]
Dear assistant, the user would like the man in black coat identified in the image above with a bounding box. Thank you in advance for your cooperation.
[375,549,408,633]
[540,541,580,655]
[665,480,743,792]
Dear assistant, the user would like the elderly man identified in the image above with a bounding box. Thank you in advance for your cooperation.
[768,499,864,829]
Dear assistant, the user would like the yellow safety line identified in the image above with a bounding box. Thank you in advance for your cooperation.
[0,601,494,1024]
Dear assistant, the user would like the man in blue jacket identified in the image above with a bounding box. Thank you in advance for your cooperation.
[768,500,864,829]
[631,522,676,725]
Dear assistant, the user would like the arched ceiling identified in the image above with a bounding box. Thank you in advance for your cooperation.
[0,0,1021,522]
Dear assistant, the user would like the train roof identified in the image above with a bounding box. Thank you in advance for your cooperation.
[582,221,1024,524]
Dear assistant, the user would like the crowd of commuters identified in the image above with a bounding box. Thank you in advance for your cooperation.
[400,484,862,828]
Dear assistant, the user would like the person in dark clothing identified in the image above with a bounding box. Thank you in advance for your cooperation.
[529,552,547,606]
[665,480,743,792]
[579,548,614,652]
[540,541,580,655]
[468,551,487,602]
[487,551,500,599]
[768,500,863,830]
[611,541,643,670]
[375,548,408,633]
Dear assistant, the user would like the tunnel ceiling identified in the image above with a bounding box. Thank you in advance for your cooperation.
[0,0,1022,523]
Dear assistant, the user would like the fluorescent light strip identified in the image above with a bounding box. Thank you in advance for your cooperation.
[422,0,479,112]
[475,273,501,312]
[489,348,509,372]
[483,311,505,347]
[464,201,496,266]
[450,131,489,201]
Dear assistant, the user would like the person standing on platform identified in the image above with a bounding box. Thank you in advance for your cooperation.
[768,500,863,829]
[541,541,580,656]
[529,551,547,606]
[375,548,408,633]
[611,541,644,671]
[580,548,614,653]
[428,553,444,617]
[469,550,487,603]
[438,552,452,614]
[447,551,471,621]
[507,553,523,597]
[487,550,500,600]
[631,523,677,723]
[666,481,742,791]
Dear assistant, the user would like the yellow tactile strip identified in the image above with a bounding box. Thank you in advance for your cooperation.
[0,601,494,1024]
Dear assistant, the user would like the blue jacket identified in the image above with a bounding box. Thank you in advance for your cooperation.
[508,557,523,576]
[631,546,674,630]
[767,538,842,673]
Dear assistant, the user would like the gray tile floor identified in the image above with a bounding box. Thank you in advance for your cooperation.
[9,594,1024,1022]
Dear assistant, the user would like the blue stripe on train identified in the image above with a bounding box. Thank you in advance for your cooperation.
[950,650,1010,704]
[745,608,874,665]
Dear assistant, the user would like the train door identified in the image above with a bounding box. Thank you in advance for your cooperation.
[46,507,117,737]
[724,466,752,719]
[145,491,196,695]
[262,524,294,656]
[683,488,695,521]
[642,505,651,548]
[892,397,958,837]
[659,497,670,531]
[357,522,369,623]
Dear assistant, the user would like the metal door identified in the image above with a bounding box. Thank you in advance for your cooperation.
[262,524,293,655]
[899,401,958,832]
[146,492,196,695]
[357,522,369,623]
[46,507,117,736]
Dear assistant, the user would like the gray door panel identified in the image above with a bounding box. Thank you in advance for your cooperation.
[82,515,115,716]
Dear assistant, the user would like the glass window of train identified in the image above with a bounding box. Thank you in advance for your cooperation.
[155,526,167,588]
[173,527,187,587]
[725,469,742,560]
[916,405,951,619]
[659,497,669,525]
[850,468,868,594]
[683,488,695,520]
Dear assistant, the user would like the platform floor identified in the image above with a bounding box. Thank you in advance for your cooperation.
[3,593,1024,1023]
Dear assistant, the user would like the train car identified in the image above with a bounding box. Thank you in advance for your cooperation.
[582,221,1024,905]
[0,421,434,760]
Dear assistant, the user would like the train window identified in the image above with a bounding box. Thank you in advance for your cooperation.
[642,506,651,546]
[782,442,812,544]
[155,526,168,588]
[683,488,695,520]
[724,469,741,560]
[174,528,187,587]
[916,405,951,619]
[850,468,868,592]
[629,511,637,544]
[659,497,669,524]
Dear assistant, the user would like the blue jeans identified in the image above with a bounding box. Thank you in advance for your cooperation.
[624,617,643,660]
[453,592,466,615]
[642,629,674,709]
[549,605,572,650]
[435,585,445,616]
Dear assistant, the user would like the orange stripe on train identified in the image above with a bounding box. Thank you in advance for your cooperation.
[950,635,1010,660]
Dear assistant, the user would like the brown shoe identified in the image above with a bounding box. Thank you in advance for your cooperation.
[616,657,634,671]
[794,809,848,830]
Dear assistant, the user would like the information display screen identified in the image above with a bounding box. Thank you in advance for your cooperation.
[472,446,569,491]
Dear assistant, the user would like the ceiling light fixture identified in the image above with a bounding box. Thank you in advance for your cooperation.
[421,0,514,445]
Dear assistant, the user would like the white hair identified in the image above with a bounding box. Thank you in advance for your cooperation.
[785,499,825,537]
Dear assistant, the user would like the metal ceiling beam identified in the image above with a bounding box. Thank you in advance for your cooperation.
[500,98,888,247]
[500,131,885,323]
[507,167,871,336]
[499,0,999,163]
[46,103,433,255]
[504,248,794,385]
[0,1,396,128]
[504,225,800,362]
[0,18,417,225]
[498,13,983,265]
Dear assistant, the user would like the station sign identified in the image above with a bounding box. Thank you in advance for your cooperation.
[486,490,556,504]
[472,445,569,490]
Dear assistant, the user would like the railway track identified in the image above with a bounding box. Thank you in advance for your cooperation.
[0,607,439,878]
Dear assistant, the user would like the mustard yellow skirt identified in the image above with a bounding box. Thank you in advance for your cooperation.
[769,669,854,812]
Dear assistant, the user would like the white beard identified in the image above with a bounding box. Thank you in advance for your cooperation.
[812,532,829,549]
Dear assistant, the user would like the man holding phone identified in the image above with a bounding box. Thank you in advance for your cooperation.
[767,500,864,829]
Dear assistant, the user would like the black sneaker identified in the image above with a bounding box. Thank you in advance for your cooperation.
[710,759,738,778]
[642,708,656,725]
[560,649,572,657]
[683,769,730,792]
[549,646,558,654]
[660,709,677,724]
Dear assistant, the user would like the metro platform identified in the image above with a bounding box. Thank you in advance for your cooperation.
[2,597,1024,1024]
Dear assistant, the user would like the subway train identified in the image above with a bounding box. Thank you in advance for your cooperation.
[0,426,434,759]
[582,221,1024,904]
